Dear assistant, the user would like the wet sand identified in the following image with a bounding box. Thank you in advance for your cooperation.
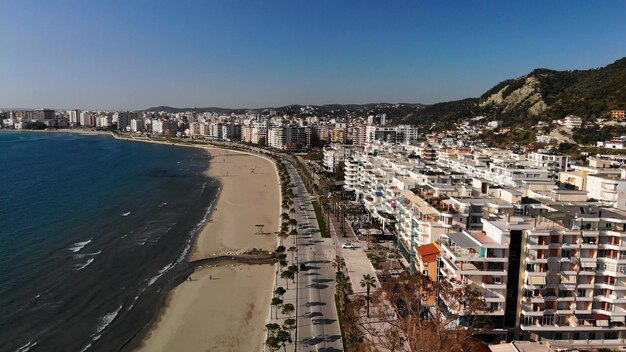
[137,148,279,352]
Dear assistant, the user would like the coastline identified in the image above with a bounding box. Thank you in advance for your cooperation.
[136,146,280,351]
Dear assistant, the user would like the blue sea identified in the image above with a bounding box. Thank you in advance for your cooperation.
[0,132,219,351]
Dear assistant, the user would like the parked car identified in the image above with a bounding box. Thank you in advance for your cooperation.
[342,242,356,249]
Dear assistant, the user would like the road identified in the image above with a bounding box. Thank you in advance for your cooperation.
[286,161,343,352]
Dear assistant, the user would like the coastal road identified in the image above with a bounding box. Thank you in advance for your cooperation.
[285,161,343,352]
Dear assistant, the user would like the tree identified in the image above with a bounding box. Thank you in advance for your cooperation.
[335,271,352,311]
[265,336,280,352]
[281,303,295,317]
[281,212,290,222]
[274,287,286,297]
[359,271,491,352]
[287,246,297,262]
[276,329,292,352]
[288,218,297,231]
[275,245,286,253]
[360,274,377,318]
[265,322,280,337]
[332,255,346,274]
[271,297,283,319]
[281,270,294,289]
[283,318,296,332]
[277,231,289,246]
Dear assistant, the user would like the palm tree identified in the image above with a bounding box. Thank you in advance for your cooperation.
[271,297,283,319]
[277,231,288,246]
[282,318,296,333]
[288,218,297,231]
[332,255,346,274]
[287,246,297,262]
[281,212,290,222]
[274,286,286,297]
[335,272,349,310]
[281,303,295,317]
[360,274,377,318]
[281,270,294,289]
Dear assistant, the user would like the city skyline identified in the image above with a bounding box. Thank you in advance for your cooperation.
[1,0,625,110]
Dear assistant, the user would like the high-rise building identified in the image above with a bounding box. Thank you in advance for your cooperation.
[33,109,55,121]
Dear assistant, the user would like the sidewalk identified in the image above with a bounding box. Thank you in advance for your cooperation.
[327,208,380,296]
[265,230,299,351]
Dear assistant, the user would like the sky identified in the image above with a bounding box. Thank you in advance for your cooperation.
[0,1,625,110]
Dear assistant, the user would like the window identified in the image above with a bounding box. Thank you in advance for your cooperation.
[521,316,535,326]
[541,314,554,325]
[494,277,502,284]
[589,332,596,340]
[555,332,563,340]
[578,289,585,297]
[524,290,533,298]
[527,263,534,272]
[605,331,618,340]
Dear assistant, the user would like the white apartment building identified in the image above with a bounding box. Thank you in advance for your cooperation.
[527,151,569,179]
[562,115,583,129]
[323,144,355,173]
[586,171,626,209]
[130,118,144,132]
[79,111,95,127]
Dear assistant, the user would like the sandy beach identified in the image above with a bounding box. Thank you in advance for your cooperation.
[138,148,279,352]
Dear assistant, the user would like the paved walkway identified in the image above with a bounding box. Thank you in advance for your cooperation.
[266,159,343,352]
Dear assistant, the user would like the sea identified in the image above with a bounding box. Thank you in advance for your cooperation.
[0,131,219,352]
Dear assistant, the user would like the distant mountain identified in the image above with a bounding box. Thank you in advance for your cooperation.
[403,57,626,128]
[144,58,625,129]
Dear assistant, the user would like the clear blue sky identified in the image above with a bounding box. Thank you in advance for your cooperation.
[1,1,625,110]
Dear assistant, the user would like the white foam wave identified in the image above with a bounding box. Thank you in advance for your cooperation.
[73,258,95,271]
[16,341,37,352]
[147,262,175,286]
[68,239,92,253]
[78,343,91,352]
[127,295,140,311]
[94,305,122,335]
[74,251,101,259]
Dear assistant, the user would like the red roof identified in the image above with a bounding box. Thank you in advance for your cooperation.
[415,243,440,263]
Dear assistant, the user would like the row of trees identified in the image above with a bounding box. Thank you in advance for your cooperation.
[266,157,300,351]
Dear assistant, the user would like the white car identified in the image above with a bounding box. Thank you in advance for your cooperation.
[342,242,356,249]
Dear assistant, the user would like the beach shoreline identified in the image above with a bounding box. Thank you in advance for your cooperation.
[136,145,280,351]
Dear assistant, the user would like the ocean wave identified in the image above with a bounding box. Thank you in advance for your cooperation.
[147,261,176,286]
[74,250,101,259]
[127,295,140,311]
[16,341,37,352]
[68,239,92,253]
[73,258,95,271]
[94,305,122,336]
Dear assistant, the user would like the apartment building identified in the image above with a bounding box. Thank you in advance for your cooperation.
[520,205,626,349]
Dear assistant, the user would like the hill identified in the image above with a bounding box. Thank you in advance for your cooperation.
[142,103,425,120]
[403,57,626,128]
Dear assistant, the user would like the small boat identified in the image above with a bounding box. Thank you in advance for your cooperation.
[122,211,131,217]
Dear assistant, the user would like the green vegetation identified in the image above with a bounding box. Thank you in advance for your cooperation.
[402,57,626,130]
[573,125,626,145]
[311,200,329,238]
[579,146,626,156]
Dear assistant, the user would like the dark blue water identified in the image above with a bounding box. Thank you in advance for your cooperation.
[0,132,219,352]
